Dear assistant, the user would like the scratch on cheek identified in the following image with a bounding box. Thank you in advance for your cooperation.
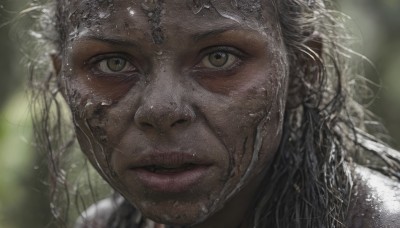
[141,0,166,44]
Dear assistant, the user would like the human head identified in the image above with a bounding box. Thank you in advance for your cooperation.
[54,0,290,225]
[31,0,356,227]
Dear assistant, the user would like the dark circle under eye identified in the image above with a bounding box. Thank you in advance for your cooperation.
[107,58,127,72]
[208,52,229,67]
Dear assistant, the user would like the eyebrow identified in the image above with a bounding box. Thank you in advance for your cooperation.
[77,35,141,48]
[191,25,244,41]
[76,25,254,46]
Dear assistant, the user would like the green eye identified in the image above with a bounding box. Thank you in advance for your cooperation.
[201,51,237,69]
[209,52,229,67]
[96,57,134,74]
[106,58,127,72]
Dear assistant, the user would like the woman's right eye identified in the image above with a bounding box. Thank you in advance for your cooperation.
[94,57,137,75]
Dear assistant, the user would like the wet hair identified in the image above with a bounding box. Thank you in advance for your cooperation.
[25,0,400,227]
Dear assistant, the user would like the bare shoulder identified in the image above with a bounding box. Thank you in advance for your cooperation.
[347,165,400,228]
[74,196,123,228]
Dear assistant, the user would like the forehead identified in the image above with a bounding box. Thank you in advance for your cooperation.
[64,0,278,32]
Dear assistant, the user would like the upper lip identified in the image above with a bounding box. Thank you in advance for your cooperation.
[129,150,211,169]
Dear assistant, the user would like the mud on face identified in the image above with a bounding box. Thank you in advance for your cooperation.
[58,0,289,226]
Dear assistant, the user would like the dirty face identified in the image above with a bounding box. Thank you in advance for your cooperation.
[60,0,288,225]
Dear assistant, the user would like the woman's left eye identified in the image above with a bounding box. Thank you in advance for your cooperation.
[96,57,136,74]
[200,51,238,69]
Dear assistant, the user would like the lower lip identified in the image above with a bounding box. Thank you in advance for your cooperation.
[132,166,209,193]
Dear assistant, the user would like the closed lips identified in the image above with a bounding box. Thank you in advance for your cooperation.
[128,151,212,170]
[141,163,199,174]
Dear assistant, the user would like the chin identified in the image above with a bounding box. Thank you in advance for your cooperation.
[135,197,216,226]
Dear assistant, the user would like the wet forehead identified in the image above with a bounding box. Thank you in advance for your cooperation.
[65,0,277,30]
[63,0,282,49]
[66,0,267,14]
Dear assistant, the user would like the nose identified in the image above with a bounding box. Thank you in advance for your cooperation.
[134,78,195,132]
[135,102,195,132]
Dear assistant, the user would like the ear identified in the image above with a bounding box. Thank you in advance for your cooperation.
[50,53,67,99]
[286,31,323,109]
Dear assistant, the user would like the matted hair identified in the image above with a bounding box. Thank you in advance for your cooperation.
[23,0,400,227]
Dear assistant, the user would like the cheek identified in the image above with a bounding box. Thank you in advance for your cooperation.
[64,77,119,171]
[193,69,287,197]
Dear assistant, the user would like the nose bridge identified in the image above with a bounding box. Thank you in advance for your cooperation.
[134,67,194,132]
[148,67,179,107]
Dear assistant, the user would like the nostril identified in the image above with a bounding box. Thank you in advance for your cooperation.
[141,122,154,129]
[135,104,195,131]
[171,119,187,127]
[176,119,186,124]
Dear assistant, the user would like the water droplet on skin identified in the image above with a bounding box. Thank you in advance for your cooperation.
[201,205,209,214]
[101,100,112,106]
[127,7,135,16]
[85,100,94,108]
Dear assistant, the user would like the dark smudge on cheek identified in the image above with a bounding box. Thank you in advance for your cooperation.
[68,86,124,184]
[141,0,166,44]
[87,104,109,143]
[67,86,112,146]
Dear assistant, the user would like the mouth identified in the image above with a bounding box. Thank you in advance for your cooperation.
[142,163,199,174]
[129,151,211,193]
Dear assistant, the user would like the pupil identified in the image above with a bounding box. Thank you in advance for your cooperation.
[210,52,228,67]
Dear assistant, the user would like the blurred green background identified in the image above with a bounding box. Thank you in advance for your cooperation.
[0,0,399,227]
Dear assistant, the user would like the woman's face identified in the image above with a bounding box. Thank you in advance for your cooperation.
[61,0,288,225]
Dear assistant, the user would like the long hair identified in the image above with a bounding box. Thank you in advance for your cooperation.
[25,0,400,227]
[254,0,400,227]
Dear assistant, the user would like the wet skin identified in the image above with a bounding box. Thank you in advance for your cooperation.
[60,0,288,227]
